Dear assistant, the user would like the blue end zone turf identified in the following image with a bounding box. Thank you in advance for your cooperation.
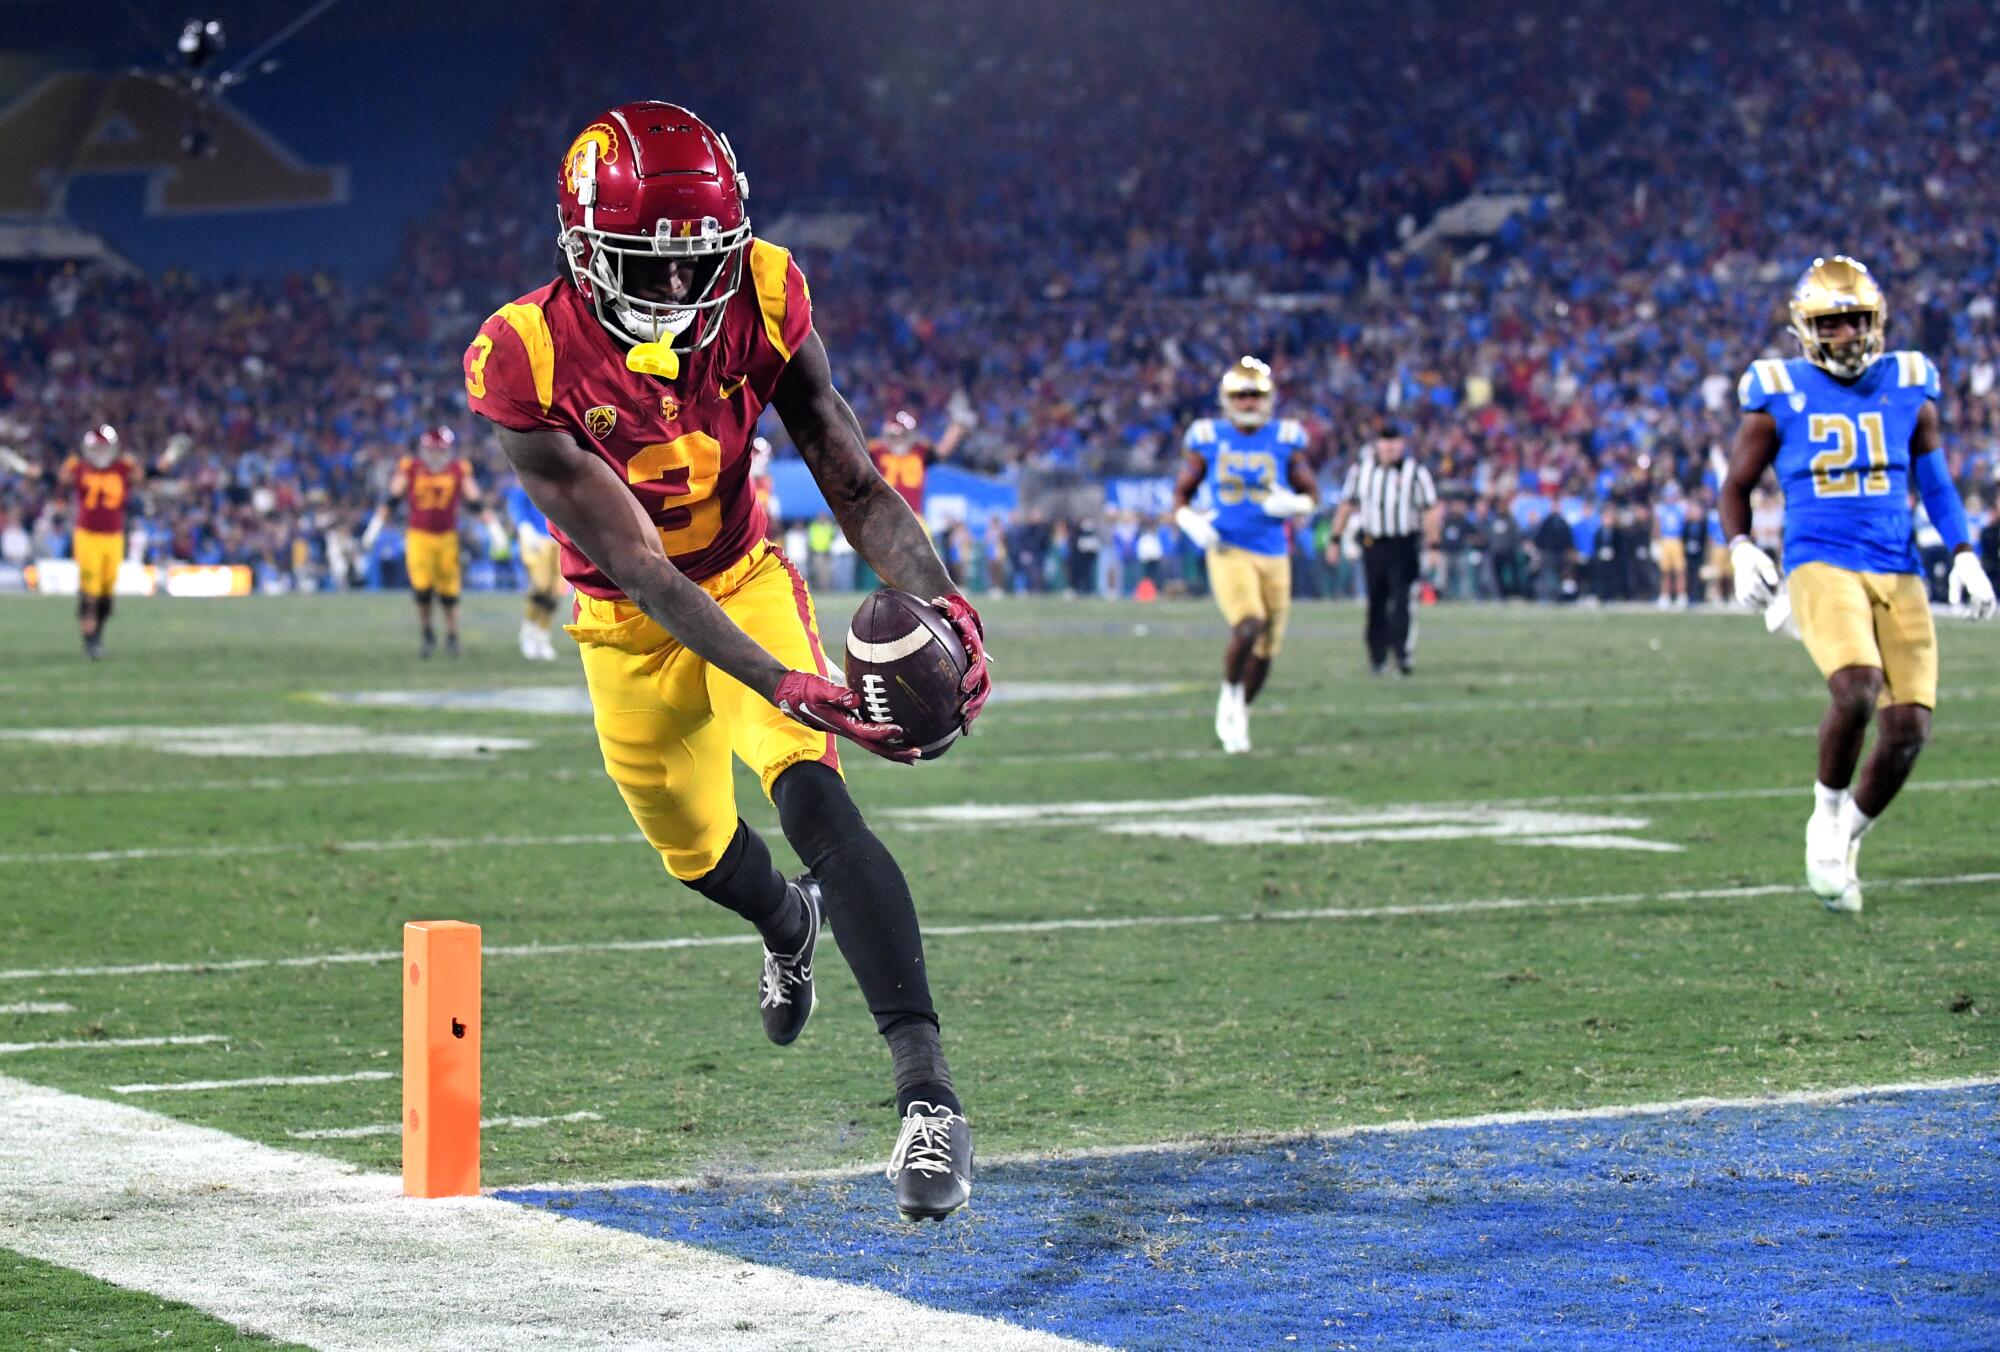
[502,1086,2000,1349]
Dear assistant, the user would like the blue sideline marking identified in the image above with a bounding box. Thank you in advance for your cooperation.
[502,1086,1999,1350]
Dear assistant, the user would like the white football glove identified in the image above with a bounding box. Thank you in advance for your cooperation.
[1260,489,1317,519]
[1174,505,1220,552]
[1763,586,1801,640]
[1948,549,1997,620]
[359,510,384,552]
[1730,537,1780,610]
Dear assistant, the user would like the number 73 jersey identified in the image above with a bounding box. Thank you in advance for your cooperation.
[463,238,813,598]
[1738,350,1938,576]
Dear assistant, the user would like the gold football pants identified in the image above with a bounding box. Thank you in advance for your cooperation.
[566,542,841,879]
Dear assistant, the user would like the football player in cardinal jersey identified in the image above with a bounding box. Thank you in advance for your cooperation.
[1722,256,1996,913]
[58,424,181,659]
[465,102,990,1220]
[364,426,500,658]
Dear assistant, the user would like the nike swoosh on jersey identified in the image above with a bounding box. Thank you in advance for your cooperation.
[719,376,746,399]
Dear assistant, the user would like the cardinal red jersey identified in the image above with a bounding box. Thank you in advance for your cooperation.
[398,456,469,533]
[464,239,813,597]
[870,440,931,513]
[64,455,137,534]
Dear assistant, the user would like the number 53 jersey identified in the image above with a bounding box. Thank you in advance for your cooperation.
[1738,350,1939,576]
[1181,416,1309,556]
[464,239,813,598]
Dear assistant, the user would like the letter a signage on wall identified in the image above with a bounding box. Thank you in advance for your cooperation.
[0,73,347,216]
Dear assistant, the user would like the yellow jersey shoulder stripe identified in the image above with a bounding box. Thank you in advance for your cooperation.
[1753,359,1795,395]
[1893,351,1925,388]
[746,239,798,363]
[493,302,555,413]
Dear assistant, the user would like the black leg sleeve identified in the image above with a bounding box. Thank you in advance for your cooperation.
[682,820,802,952]
[772,761,938,1037]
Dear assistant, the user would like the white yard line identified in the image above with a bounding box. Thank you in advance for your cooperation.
[289,1110,602,1141]
[521,1073,2000,1195]
[0,831,639,867]
[110,1070,395,1095]
[0,1075,1100,1352]
[6,870,1998,986]
[0,1002,74,1015]
[20,761,1987,866]
[0,1034,225,1055]
[0,767,590,799]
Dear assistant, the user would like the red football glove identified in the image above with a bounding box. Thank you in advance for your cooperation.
[930,593,992,729]
[773,670,919,764]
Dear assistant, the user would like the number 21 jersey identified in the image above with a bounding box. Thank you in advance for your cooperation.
[1737,351,1938,576]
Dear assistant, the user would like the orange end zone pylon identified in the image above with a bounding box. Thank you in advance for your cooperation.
[402,920,481,1198]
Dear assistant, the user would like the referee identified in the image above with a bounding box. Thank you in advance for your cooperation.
[1330,423,1439,675]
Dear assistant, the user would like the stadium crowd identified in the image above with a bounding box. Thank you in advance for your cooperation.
[4,0,1999,597]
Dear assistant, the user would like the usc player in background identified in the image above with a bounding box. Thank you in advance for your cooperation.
[364,426,500,658]
[465,102,991,1219]
[58,424,181,660]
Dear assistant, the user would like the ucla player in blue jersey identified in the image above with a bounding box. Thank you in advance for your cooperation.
[502,476,564,661]
[1173,357,1319,753]
[1721,256,1996,913]
[1652,483,1689,609]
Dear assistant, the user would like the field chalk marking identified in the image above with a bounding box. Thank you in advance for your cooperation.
[0,1075,1101,1352]
[5,871,1998,985]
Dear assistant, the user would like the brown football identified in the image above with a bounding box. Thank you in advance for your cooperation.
[842,589,970,759]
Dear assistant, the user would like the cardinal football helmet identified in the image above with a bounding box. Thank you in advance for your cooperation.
[1218,356,1275,430]
[1789,255,1885,379]
[416,425,456,469]
[81,424,120,468]
[557,102,751,357]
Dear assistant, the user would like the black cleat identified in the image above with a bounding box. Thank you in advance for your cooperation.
[888,1101,973,1221]
[445,632,460,658]
[419,631,436,660]
[758,876,820,1046]
[1397,660,1414,677]
[83,635,103,661]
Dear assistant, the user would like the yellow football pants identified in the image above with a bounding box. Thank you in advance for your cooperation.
[521,536,563,619]
[405,529,462,598]
[565,541,841,880]
[1788,561,1937,709]
[1208,545,1292,658]
[72,529,124,598]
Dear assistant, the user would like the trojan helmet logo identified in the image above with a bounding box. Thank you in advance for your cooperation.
[584,405,619,439]
[659,393,681,423]
[564,122,619,194]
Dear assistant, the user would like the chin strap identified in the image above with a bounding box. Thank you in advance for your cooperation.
[625,342,679,380]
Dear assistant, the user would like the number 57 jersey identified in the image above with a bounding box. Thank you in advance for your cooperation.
[1738,350,1938,576]
[464,239,813,598]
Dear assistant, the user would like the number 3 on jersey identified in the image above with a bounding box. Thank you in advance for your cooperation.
[1808,411,1889,498]
[627,432,722,554]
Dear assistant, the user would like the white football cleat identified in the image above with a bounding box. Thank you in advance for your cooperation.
[1214,686,1235,751]
[1827,838,1863,914]
[518,619,539,659]
[1805,810,1850,903]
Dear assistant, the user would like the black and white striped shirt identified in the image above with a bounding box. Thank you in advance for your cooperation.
[1341,454,1437,538]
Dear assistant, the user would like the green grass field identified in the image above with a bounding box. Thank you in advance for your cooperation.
[2,590,1995,1342]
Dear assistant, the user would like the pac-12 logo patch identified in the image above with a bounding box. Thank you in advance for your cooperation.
[659,394,681,422]
[584,405,619,439]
